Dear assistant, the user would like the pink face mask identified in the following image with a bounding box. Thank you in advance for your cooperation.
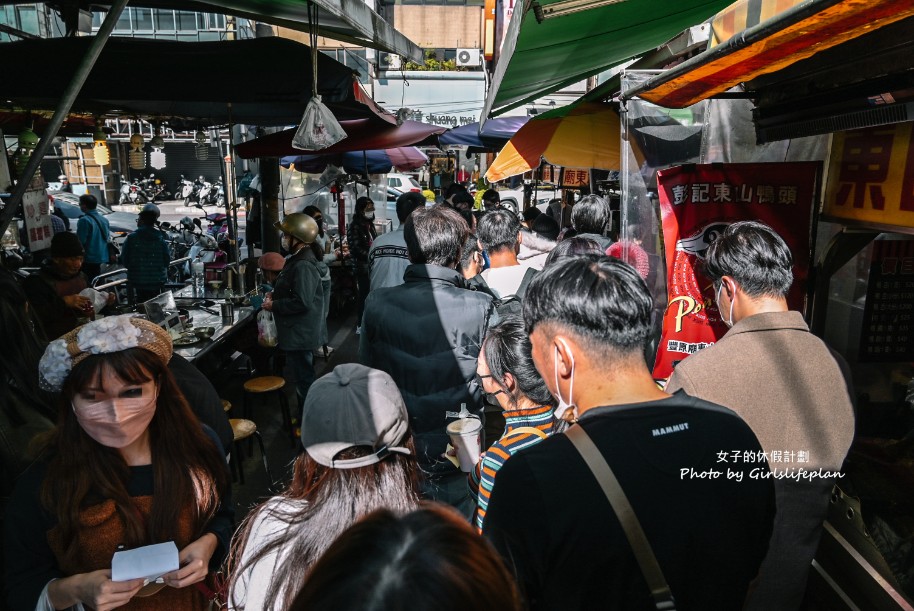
[73,394,157,449]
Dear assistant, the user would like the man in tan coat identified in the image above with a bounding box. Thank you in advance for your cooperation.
[667,220,855,611]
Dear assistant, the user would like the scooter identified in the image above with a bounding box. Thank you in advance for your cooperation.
[176,175,196,203]
[118,175,147,205]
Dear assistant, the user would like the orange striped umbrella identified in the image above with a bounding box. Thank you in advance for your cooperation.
[485,103,621,182]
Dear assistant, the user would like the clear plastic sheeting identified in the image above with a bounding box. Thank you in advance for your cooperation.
[620,71,706,362]
[701,90,829,164]
[620,71,831,364]
[278,165,386,232]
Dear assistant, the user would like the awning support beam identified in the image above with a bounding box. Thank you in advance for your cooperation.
[0,0,129,234]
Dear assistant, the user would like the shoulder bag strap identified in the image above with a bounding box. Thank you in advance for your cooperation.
[565,424,676,611]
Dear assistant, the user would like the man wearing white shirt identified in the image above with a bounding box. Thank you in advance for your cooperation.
[478,209,536,299]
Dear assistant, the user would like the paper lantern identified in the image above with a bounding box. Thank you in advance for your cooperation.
[128,133,146,170]
[93,126,109,166]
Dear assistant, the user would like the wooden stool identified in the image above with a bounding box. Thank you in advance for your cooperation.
[229,418,272,486]
[222,399,232,413]
[243,376,295,448]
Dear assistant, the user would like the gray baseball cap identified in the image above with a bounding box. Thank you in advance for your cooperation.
[302,364,412,469]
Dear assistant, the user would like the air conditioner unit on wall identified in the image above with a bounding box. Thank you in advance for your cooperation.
[379,53,402,70]
[456,49,482,67]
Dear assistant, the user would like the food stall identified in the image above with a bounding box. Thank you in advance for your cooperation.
[613,0,914,607]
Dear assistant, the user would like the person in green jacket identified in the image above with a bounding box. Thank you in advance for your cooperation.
[263,213,323,406]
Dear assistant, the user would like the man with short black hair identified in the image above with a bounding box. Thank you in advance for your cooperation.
[119,204,171,302]
[483,255,774,610]
[368,191,426,291]
[361,204,496,515]
[75,193,110,281]
[477,209,536,300]
[571,194,613,250]
[667,221,855,611]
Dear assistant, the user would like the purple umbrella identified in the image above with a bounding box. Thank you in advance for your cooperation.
[281,147,428,174]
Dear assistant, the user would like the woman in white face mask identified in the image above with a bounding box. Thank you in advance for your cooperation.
[345,197,378,332]
[5,315,233,611]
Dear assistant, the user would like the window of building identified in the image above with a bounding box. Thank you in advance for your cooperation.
[116,8,131,29]
[154,10,176,31]
[176,11,197,31]
[133,8,153,31]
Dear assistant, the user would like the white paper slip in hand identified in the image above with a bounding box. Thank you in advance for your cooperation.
[111,541,180,582]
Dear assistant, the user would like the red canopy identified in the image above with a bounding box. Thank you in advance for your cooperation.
[234,119,446,159]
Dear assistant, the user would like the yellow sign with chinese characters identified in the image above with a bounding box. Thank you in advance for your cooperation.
[824,122,914,228]
[561,168,590,188]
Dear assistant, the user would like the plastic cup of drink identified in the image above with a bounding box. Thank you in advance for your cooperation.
[446,417,483,472]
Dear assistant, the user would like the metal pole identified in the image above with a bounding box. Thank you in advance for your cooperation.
[224,102,246,295]
[0,0,129,234]
[216,130,244,296]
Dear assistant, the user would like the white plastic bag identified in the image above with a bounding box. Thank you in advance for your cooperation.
[257,309,279,347]
[292,95,347,151]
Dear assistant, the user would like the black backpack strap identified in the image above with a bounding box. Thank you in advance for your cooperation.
[513,267,538,301]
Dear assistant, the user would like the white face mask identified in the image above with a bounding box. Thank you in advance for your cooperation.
[365,211,375,221]
[553,343,576,421]
[281,235,292,252]
[716,282,735,328]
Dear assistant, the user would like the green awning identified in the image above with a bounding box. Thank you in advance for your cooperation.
[45,0,423,62]
[483,0,732,118]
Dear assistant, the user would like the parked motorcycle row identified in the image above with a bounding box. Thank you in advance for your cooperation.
[157,204,242,286]
[174,175,225,207]
[118,174,224,207]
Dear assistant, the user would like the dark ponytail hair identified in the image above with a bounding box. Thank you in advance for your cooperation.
[482,315,556,408]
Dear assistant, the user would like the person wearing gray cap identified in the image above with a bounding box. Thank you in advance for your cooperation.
[227,364,421,611]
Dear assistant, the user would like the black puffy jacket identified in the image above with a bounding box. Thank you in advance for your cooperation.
[360,264,496,475]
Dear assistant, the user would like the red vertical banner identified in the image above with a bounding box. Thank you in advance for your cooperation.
[653,162,820,380]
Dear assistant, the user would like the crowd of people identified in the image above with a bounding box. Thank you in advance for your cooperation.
[1,188,856,611]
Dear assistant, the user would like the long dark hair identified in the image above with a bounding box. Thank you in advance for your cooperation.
[40,348,229,568]
[228,443,421,610]
[290,505,522,611]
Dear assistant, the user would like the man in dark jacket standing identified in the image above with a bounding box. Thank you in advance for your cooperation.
[264,213,323,406]
[119,204,171,302]
[360,205,496,515]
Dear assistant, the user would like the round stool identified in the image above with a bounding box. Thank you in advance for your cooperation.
[243,376,295,448]
[229,418,272,486]
[222,399,232,413]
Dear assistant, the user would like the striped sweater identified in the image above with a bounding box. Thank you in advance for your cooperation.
[471,404,555,531]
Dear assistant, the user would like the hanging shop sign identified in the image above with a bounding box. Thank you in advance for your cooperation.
[23,182,52,253]
[561,168,590,188]
[823,123,914,229]
[653,162,820,380]
[859,240,914,362]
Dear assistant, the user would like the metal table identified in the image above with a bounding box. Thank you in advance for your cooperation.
[171,285,254,362]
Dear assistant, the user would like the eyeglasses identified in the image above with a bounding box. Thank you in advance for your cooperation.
[474,373,493,386]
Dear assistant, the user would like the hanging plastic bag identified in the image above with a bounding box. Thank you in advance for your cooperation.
[318,164,345,186]
[292,95,347,151]
[257,309,278,347]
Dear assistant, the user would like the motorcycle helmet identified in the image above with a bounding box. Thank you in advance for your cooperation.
[141,203,161,218]
[274,213,318,245]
